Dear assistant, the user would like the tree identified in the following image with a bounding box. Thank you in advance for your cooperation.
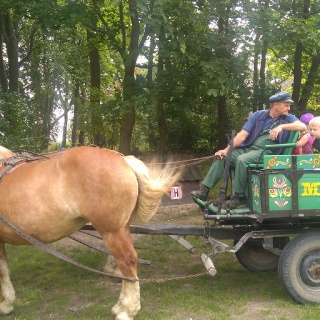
[87,15,103,146]
[0,8,19,93]
[92,0,150,154]
[267,0,320,113]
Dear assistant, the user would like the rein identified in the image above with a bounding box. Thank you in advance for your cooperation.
[0,214,137,282]
[146,155,217,170]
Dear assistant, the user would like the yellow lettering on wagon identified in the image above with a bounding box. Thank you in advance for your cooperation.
[301,182,320,196]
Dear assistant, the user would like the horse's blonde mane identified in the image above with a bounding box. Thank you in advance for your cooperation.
[0,146,14,158]
[0,146,14,168]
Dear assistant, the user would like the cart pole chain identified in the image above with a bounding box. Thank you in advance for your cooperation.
[139,271,209,283]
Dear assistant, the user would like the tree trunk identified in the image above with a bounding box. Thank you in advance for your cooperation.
[255,0,269,109]
[157,29,167,156]
[292,0,311,111]
[119,0,140,155]
[61,108,68,148]
[40,93,54,149]
[146,34,156,150]
[252,33,259,111]
[258,38,268,109]
[0,14,8,93]
[157,97,167,156]
[119,69,136,155]
[78,86,86,146]
[217,95,227,150]
[71,84,80,147]
[2,12,19,93]
[292,42,303,105]
[87,24,102,146]
[216,13,229,149]
[298,54,320,111]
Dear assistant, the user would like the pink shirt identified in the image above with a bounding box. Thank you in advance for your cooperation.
[301,134,314,154]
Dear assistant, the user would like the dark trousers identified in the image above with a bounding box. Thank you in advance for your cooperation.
[202,135,275,194]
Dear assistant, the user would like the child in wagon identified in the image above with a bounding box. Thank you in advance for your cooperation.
[308,116,320,153]
[292,113,314,154]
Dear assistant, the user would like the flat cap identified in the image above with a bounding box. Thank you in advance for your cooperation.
[269,92,294,104]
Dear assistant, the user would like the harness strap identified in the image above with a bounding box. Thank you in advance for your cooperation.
[0,214,137,282]
[0,152,48,180]
[0,160,26,178]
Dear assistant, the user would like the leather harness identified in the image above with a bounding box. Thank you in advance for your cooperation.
[0,151,49,179]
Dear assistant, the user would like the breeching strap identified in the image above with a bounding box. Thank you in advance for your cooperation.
[0,214,137,282]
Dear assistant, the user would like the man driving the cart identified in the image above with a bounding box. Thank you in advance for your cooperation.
[191,92,306,210]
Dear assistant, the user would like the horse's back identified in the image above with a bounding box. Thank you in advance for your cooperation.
[0,147,139,244]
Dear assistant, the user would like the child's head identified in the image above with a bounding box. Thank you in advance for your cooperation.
[309,117,320,139]
[300,113,314,126]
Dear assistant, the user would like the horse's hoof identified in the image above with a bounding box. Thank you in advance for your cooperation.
[111,303,121,316]
[115,311,133,320]
[0,301,13,315]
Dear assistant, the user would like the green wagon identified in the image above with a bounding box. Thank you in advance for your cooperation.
[192,152,320,305]
[130,131,320,305]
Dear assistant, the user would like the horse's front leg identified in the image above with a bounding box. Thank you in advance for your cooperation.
[0,243,15,315]
[100,229,140,320]
[112,280,140,320]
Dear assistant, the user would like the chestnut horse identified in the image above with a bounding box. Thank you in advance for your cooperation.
[0,146,181,319]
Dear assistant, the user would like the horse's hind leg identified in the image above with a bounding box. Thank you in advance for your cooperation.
[0,243,15,315]
[100,228,140,320]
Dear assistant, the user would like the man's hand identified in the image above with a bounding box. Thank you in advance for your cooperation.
[269,126,283,140]
[215,149,227,159]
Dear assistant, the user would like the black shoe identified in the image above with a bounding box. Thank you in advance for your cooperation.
[191,185,209,201]
[222,194,247,210]
[208,198,225,206]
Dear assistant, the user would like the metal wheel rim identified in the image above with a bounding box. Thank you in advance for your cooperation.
[299,251,320,288]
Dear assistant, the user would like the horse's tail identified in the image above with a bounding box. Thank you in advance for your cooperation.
[124,156,182,224]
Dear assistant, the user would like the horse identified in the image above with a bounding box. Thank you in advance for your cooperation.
[0,146,182,319]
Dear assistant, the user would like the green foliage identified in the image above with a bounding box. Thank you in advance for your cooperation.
[0,92,41,150]
[1,0,319,153]
[262,0,320,110]
[47,142,72,152]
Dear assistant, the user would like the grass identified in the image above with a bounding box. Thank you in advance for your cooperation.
[2,209,320,319]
